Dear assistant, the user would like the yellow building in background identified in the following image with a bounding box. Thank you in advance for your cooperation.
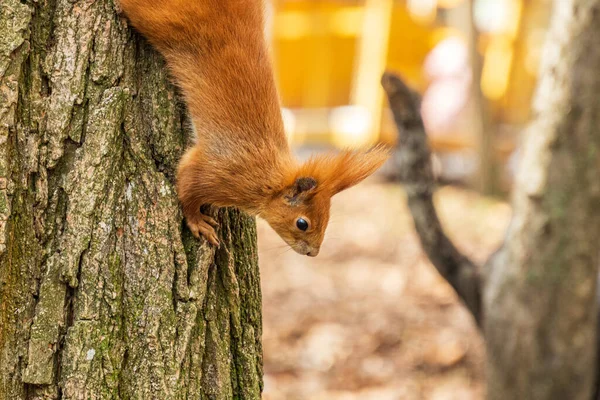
[270,0,551,160]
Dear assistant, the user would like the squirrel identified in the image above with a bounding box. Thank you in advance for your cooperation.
[118,0,390,256]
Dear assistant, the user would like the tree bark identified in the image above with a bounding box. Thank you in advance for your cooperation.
[484,1,600,398]
[0,1,263,399]
[383,0,600,399]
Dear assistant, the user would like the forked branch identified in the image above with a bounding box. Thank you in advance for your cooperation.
[381,72,482,325]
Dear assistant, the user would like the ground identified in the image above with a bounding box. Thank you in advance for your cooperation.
[259,180,511,400]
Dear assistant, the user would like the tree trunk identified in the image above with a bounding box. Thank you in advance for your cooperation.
[383,1,600,399]
[0,0,263,399]
[484,1,600,398]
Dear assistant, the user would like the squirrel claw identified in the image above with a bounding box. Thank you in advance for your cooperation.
[200,215,219,228]
[203,230,220,246]
[187,216,220,246]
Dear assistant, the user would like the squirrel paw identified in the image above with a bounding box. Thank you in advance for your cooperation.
[187,214,220,246]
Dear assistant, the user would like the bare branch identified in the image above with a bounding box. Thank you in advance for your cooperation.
[381,72,482,325]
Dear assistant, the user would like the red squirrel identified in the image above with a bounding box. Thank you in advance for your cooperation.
[119,0,389,256]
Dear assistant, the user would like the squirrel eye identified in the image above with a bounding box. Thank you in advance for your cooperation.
[296,218,309,231]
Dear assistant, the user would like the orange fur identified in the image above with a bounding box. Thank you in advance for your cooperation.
[119,0,390,255]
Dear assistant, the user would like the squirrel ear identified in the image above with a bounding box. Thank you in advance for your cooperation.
[283,177,317,205]
[328,146,390,194]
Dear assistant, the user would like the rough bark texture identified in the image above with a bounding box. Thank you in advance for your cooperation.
[383,0,600,399]
[0,1,263,399]
[484,1,600,398]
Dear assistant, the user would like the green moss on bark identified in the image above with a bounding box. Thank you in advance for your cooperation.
[0,0,263,398]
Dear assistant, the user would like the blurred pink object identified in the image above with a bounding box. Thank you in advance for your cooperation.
[421,37,472,135]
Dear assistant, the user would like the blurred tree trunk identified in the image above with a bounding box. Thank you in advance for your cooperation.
[465,0,497,195]
[443,0,497,194]
[384,1,600,399]
[0,1,262,399]
[484,1,600,398]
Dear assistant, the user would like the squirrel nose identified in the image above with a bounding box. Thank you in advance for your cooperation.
[306,248,319,257]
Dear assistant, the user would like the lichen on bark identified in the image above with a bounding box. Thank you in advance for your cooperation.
[0,0,263,399]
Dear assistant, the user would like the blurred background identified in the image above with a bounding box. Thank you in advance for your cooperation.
[259,1,551,398]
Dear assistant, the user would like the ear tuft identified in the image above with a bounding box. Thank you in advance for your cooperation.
[295,177,317,192]
[295,145,391,196]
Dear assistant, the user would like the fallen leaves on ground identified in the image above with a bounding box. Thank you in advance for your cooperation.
[259,180,510,400]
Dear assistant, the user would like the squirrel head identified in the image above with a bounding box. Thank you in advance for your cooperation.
[261,146,390,256]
